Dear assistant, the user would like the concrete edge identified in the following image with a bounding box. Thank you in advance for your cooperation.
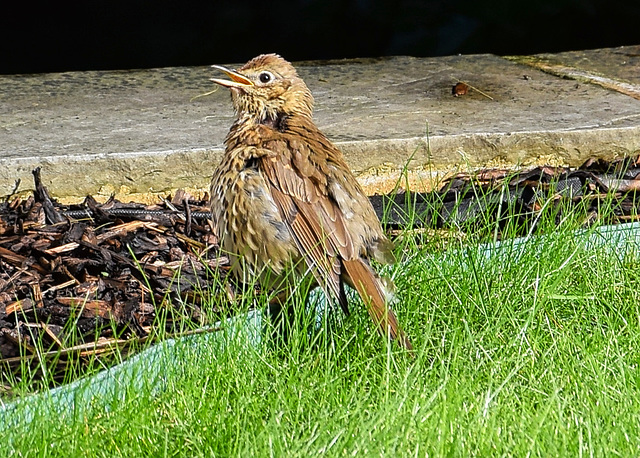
[2,125,639,203]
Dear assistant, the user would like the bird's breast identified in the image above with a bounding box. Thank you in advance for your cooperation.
[210,163,297,277]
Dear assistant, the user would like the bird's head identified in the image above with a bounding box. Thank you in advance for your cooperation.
[211,54,314,126]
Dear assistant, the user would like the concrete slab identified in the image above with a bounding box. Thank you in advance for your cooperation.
[510,45,640,101]
[533,45,640,86]
[1,46,639,201]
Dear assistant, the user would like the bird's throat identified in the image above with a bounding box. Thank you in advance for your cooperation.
[237,110,288,132]
[259,112,288,131]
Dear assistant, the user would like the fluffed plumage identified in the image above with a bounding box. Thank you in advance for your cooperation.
[209,54,412,350]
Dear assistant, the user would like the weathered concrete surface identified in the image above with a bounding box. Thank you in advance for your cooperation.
[1,46,639,201]
[531,46,640,86]
[510,46,640,101]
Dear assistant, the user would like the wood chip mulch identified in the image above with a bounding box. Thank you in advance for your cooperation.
[1,169,235,388]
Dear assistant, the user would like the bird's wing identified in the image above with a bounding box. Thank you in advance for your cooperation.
[259,137,358,313]
[259,139,412,351]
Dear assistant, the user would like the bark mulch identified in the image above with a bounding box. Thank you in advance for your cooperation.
[2,157,640,392]
[1,169,233,391]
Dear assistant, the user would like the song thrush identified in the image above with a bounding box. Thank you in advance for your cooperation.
[209,54,412,351]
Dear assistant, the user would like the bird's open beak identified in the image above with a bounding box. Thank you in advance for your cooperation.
[210,65,254,88]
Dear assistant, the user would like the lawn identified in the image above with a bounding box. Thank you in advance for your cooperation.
[2,191,640,456]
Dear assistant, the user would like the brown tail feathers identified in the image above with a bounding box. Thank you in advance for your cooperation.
[341,258,413,351]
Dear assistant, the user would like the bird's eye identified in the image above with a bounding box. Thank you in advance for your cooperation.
[258,71,274,84]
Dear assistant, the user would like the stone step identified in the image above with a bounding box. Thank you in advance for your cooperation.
[1,46,639,201]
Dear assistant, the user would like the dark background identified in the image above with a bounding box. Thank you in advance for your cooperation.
[2,0,638,74]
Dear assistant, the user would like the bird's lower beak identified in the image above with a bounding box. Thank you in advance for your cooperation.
[210,65,254,88]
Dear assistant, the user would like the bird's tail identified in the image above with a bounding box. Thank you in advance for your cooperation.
[341,258,413,351]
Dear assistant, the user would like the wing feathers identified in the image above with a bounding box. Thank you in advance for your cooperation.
[269,186,348,313]
[259,137,411,350]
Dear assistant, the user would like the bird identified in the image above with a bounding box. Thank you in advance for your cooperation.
[209,53,412,351]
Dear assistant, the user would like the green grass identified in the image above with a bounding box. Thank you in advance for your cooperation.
[3,188,640,456]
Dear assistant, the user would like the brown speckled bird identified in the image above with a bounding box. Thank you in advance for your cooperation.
[209,54,412,351]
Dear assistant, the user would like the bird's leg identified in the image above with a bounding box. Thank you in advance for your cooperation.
[265,275,320,348]
[266,287,295,347]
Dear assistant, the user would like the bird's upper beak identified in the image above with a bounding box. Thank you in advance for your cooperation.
[210,65,254,88]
